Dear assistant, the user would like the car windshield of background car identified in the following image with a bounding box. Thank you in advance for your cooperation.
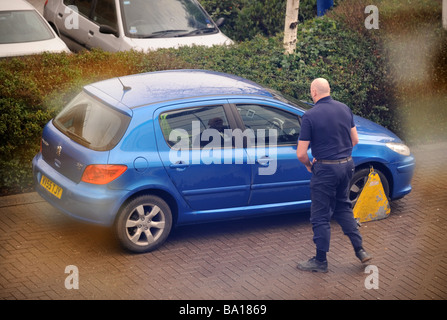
[120,0,217,38]
[0,10,54,44]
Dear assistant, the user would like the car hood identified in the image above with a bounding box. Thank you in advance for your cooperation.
[354,115,402,143]
[0,39,70,58]
[124,32,233,51]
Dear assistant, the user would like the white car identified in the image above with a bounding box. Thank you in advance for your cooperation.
[0,0,70,58]
[43,0,233,52]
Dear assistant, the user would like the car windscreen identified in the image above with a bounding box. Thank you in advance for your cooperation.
[53,92,131,151]
[0,10,55,44]
[120,0,217,38]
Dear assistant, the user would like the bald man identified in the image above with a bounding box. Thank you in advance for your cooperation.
[296,78,371,273]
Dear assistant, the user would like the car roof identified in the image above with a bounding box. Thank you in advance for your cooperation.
[84,69,274,109]
[0,0,36,11]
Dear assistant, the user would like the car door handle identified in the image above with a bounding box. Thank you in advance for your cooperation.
[257,157,271,166]
[58,12,63,18]
[169,161,189,169]
[88,30,94,36]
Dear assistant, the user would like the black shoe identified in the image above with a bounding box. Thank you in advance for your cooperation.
[356,249,372,263]
[297,257,328,273]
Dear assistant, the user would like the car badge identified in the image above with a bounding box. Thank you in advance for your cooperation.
[76,162,84,171]
[41,138,49,147]
[56,145,62,157]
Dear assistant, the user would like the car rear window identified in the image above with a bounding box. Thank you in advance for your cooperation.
[53,91,130,151]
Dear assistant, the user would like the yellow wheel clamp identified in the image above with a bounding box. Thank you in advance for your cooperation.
[353,167,390,223]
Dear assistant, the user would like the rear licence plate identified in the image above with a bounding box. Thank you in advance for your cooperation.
[40,175,63,199]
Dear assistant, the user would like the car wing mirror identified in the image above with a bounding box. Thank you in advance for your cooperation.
[215,17,225,27]
[99,25,119,37]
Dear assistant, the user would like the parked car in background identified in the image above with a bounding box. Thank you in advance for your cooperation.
[32,70,415,253]
[43,0,233,52]
[0,0,70,58]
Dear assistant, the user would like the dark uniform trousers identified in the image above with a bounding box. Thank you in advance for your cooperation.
[310,159,363,253]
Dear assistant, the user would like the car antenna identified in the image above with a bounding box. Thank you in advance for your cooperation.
[118,77,131,91]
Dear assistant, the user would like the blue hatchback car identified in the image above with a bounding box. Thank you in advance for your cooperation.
[33,69,415,252]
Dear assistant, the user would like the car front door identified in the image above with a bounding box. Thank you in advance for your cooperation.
[58,0,122,51]
[154,101,252,211]
[85,0,123,51]
[230,99,312,207]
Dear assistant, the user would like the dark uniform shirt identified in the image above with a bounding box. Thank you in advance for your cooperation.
[299,96,355,160]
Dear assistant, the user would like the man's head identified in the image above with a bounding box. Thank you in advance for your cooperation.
[310,78,331,103]
[208,117,224,131]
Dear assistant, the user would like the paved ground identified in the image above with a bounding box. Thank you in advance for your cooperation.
[0,142,446,302]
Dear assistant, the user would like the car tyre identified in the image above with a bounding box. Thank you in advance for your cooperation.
[115,195,172,253]
[349,168,389,207]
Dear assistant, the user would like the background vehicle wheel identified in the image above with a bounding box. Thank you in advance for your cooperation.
[349,168,390,207]
[115,195,172,253]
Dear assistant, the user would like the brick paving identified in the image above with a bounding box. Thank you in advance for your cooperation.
[0,142,446,301]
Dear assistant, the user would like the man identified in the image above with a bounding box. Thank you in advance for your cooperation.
[296,78,371,273]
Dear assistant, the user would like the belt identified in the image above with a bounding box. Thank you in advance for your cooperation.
[316,156,352,164]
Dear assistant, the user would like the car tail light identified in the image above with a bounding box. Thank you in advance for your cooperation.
[81,165,127,185]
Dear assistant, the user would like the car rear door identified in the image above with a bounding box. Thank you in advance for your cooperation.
[51,0,93,50]
[154,101,252,211]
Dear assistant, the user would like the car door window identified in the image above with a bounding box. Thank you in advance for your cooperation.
[236,104,301,146]
[160,105,231,149]
[92,0,118,29]
[63,0,93,18]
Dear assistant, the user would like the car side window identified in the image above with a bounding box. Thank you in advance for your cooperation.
[63,0,93,18]
[236,104,301,146]
[92,0,118,29]
[160,106,231,149]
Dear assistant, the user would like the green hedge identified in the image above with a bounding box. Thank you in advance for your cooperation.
[200,0,317,41]
[0,50,192,195]
[169,17,391,122]
[0,16,389,195]
[1,0,444,195]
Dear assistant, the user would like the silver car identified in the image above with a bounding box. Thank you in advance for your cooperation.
[43,0,233,52]
[0,0,70,58]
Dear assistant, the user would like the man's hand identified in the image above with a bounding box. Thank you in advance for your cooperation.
[305,158,316,173]
[297,140,313,172]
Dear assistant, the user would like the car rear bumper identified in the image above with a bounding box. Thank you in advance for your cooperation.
[32,153,125,226]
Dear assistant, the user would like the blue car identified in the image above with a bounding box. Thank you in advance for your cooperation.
[32,69,415,252]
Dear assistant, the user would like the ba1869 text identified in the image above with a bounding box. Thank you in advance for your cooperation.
[223,304,267,315]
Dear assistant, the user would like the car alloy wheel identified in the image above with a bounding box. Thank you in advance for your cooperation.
[116,195,172,253]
